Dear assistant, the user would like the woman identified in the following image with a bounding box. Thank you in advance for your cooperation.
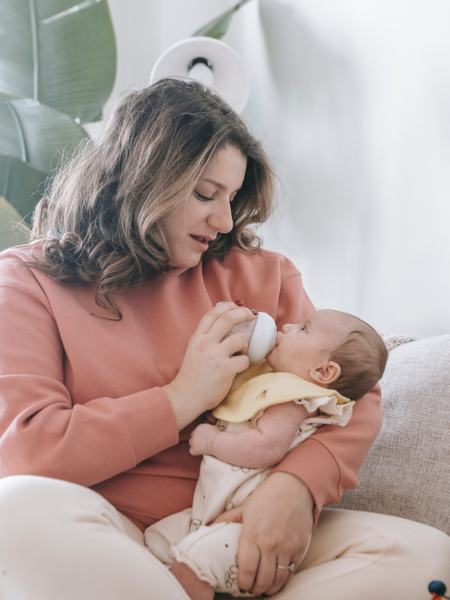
[0,79,447,599]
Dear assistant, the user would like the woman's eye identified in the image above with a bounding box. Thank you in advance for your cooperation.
[195,191,214,202]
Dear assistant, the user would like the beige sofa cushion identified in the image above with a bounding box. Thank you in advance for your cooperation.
[336,334,450,534]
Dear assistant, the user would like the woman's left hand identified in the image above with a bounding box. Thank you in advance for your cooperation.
[213,471,314,596]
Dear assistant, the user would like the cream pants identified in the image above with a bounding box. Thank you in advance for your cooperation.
[0,475,449,600]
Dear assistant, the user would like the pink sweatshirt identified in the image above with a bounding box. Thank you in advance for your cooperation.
[0,242,381,530]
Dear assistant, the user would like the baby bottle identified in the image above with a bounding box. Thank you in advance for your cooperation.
[230,311,277,363]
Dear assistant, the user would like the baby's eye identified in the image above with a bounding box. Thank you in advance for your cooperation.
[298,324,306,332]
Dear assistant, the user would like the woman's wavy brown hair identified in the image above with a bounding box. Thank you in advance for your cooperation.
[28,78,274,318]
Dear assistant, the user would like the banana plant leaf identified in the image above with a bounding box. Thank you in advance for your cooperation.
[0,95,89,174]
[0,155,48,223]
[0,196,30,251]
[193,0,253,39]
[0,0,116,124]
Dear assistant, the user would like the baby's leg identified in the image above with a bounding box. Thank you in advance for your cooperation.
[172,522,252,597]
[145,509,215,599]
[145,510,217,599]
[144,507,193,564]
[170,561,215,600]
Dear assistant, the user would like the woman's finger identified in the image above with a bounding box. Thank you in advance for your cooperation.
[207,306,255,342]
[196,302,239,335]
[265,544,308,596]
[264,553,295,596]
[212,506,243,525]
[228,353,250,376]
[236,537,260,593]
[221,330,250,357]
[249,548,278,596]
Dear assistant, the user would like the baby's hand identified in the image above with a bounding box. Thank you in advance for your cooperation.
[189,423,218,456]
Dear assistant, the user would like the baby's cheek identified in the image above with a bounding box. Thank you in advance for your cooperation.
[266,349,277,369]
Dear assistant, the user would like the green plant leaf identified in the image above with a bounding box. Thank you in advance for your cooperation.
[0,0,117,123]
[0,95,89,174]
[193,0,252,39]
[0,155,48,223]
[0,196,30,252]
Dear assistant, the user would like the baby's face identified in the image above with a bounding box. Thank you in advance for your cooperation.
[266,310,350,379]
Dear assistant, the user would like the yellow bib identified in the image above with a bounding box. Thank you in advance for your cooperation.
[213,361,350,423]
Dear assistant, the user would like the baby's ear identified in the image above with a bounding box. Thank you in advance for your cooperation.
[309,361,341,386]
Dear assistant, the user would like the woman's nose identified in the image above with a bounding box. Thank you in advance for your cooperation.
[208,198,233,234]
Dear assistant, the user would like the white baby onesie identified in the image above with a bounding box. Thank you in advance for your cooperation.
[145,365,353,596]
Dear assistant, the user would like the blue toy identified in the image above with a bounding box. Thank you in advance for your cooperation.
[428,580,449,599]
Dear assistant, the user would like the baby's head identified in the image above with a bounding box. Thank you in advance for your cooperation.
[266,309,388,400]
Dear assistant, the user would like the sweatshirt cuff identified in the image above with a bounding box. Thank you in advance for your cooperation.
[113,387,179,466]
[272,437,341,525]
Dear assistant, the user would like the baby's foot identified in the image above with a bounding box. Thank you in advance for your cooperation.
[170,560,214,600]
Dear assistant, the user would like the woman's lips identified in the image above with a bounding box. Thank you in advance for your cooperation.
[190,235,209,251]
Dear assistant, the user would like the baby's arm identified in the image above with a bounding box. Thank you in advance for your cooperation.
[189,402,308,469]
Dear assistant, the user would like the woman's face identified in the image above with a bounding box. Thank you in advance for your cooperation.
[160,145,247,269]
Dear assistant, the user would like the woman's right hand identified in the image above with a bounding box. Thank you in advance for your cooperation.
[163,302,255,430]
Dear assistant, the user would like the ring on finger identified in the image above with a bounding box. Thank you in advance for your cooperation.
[276,562,296,573]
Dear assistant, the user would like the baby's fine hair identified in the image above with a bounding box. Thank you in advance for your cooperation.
[330,314,388,400]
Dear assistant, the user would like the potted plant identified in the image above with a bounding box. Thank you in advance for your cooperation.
[0,0,117,250]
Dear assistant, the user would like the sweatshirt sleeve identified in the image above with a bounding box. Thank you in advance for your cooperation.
[0,255,179,487]
[272,254,383,522]
[272,389,382,522]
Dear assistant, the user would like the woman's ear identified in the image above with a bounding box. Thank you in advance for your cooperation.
[308,361,341,386]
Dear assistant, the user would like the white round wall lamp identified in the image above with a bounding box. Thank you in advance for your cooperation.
[149,36,250,114]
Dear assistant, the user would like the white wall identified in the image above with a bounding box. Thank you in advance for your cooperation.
[90,0,237,132]
[103,0,237,113]
[99,0,450,336]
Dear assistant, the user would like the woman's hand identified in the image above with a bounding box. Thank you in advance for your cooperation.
[214,472,314,596]
[163,302,255,430]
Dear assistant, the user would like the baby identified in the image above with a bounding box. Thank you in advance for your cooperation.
[145,309,388,599]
